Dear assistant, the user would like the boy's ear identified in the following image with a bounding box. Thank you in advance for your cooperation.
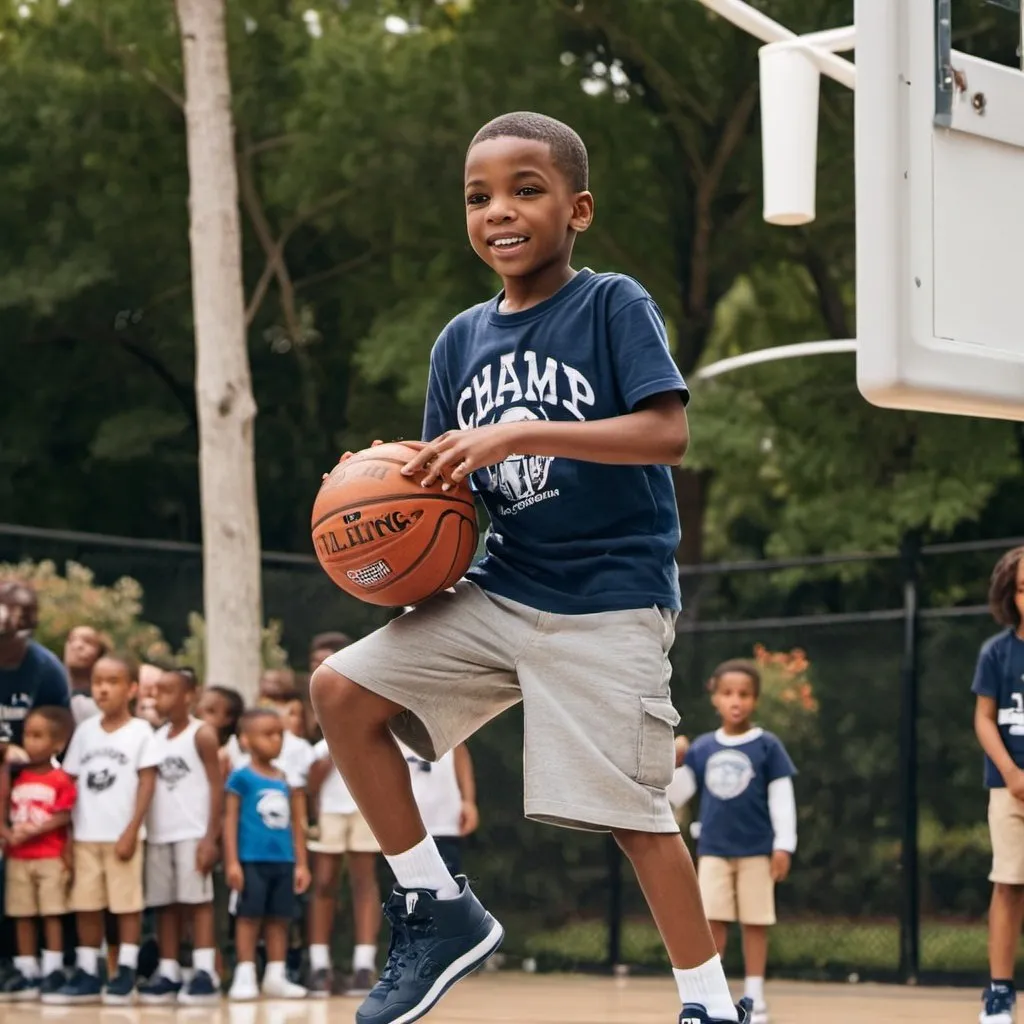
[569,191,594,233]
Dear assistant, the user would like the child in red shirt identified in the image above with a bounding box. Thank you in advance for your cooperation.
[0,706,76,1001]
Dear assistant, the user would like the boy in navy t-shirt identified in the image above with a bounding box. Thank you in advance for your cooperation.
[972,546,1024,1024]
[224,710,310,1002]
[668,660,797,1024]
[311,112,749,1024]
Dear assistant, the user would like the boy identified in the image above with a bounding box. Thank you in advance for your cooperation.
[973,546,1024,1024]
[0,706,75,1000]
[310,111,749,1024]
[137,667,223,1005]
[224,709,310,1000]
[44,654,156,1006]
[668,661,797,1024]
[63,625,107,725]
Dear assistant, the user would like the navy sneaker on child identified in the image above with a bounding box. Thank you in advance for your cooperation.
[355,877,503,1024]
[138,973,183,1005]
[0,971,40,1001]
[178,969,221,1005]
[39,970,67,998]
[102,965,137,1005]
[41,967,102,1005]
[980,983,1015,1024]
[680,997,753,1024]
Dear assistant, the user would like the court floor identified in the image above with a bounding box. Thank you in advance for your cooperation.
[3,974,980,1024]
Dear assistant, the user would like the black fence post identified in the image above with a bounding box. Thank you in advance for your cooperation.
[898,532,921,983]
[606,833,624,970]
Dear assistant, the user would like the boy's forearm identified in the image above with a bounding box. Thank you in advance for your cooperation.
[127,769,156,833]
[976,715,1021,782]
[206,783,224,842]
[453,745,476,804]
[20,810,72,840]
[290,789,309,869]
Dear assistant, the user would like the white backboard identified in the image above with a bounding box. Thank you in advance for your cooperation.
[855,0,1024,420]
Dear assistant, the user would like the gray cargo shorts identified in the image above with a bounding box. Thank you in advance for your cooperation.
[323,580,681,833]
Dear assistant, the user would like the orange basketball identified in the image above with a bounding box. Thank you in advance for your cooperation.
[311,441,479,607]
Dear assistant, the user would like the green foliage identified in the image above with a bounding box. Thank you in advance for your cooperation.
[176,610,289,685]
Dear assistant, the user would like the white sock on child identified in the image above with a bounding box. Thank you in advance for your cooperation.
[353,944,377,972]
[385,835,460,899]
[118,943,140,970]
[42,950,63,976]
[14,956,39,979]
[309,945,331,972]
[76,947,100,976]
[745,976,765,1004]
[193,948,216,975]
[159,958,182,983]
[674,955,738,1021]
[263,961,286,985]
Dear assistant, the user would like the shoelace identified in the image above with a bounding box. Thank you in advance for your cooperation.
[377,895,437,994]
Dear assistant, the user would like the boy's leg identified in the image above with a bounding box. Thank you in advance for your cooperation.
[988,883,1024,981]
[171,839,219,1002]
[261,865,306,999]
[348,849,382,994]
[101,841,145,1003]
[11,917,40,991]
[308,850,341,993]
[736,857,775,1020]
[229,918,261,1001]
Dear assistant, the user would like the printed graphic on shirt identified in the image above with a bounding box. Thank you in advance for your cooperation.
[703,749,756,801]
[456,351,595,518]
[157,755,191,789]
[999,692,1024,733]
[256,788,291,830]
[86,768,116,792]
[12,781,61,826]
[0,691,32,743]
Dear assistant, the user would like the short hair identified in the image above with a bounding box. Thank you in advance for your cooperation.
[96,652,140,682]
[708,659,761,698]
[989,546,1024,629]
[310,632,351,653]
[469,111,589,192]
[164,666,199,691]
[26,705,74,746]
[239,707,281,732]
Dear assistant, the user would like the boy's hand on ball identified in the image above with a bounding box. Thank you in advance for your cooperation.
[404,425,518,488]
[770,850,791,882]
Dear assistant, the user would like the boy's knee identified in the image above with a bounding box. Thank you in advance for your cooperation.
[993,881,1024,903]
[612,828,667,856]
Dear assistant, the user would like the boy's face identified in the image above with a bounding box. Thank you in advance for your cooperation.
[259,670,295,702]
[91,657,137,714]
[22,715,60,764]
[155,671,190,719]
[464,136,592,278]
[711,671,758,730]
[281,698,306,739]
[244,714,284,762]
[64,626,104,672]
[197,691,230,733]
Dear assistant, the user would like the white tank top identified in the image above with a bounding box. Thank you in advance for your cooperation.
[146,718,211,844]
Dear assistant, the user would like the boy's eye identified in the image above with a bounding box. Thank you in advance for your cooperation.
[517,185,541,196]
[466,193,488,206]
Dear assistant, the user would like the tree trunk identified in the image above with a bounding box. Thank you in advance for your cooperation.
[176,0,262,700]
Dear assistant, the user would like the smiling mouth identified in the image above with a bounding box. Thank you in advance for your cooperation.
[488,235,529,252]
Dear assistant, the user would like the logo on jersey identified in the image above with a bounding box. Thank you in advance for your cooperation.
[86,769,116,793]
[704,749,756,801]
[998,692,1024,735]
[256,788,291,830]
[158,756,191,789]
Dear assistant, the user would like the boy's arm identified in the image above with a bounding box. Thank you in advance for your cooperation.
[195,724,224,873]
[223,790,244,891]
[975,696,1024,797]
[453,744,479,836]
[306,755,332,804]
[115,766,156,860]
[666,765,697,809]
[409,392,688,486]
[767,777,798,853]
[290,787,310,894]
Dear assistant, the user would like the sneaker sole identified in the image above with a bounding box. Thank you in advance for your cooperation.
[980,1014,1014,1024]
[0,991,41,1002]
[40,994,102,1005]
[178,992,222,1005]
[139,994,180,1005]
[357,918,504,1024]
[102,992,137,1006]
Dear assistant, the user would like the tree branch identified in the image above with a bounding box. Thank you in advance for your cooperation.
[99,28,184,109]
[293,249,378,292]
[242,134,303,159]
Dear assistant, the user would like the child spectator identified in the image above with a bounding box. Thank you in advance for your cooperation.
[0,706,75,1000]
[135,664,165,729]
[281,695,308,741]
[973,546,1024,1024]
[196,685,245,781]
[137,668,223,1006]
[224,709,310,1000]
[63,626,107,725]
[668,660,797,1024]
[43,654,156,1006]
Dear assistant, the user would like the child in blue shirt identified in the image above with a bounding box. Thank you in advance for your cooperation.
[224,710,310,1002]
[972,546,1024,1024]
[669,660,797,1024]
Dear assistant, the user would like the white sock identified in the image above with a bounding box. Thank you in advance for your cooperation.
[385,835,460,899]
[264,961,286,985]
[42,950,64,976]
[193,948,216,975]
[674,955,737,1021]
[76,946,100,976]
[14,955,39,979]
[352,944,376,972]
[309,944,331,972]
[745,976,765,1004]
[118,942,139,969]
[159,958,182,982]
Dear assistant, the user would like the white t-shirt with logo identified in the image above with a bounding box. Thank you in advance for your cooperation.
[225,729,314,789]
[312,739,358,815]
[63,716,156,843]
[399,742,462,838]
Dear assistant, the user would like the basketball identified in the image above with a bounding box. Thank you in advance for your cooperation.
[311,441,479,607]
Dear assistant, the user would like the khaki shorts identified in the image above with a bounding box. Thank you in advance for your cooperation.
[699,855,776,925]
[146,840,215,907]
[324,581,680,833]
[308,811,381,855]
[70,841,144,914]
[989,787,1024,884]
[5,857,71,917]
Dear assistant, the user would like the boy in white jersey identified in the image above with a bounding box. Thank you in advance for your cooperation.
[137,668,223,1005]
[43,654,156,1007]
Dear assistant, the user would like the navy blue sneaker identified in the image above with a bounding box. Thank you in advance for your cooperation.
[40,970,67,998]
[40,967,102,1005]
[680,997,753,1024]
[355,876,503,1024]
[178,969,221,1005]
[0,971,40,1002]
[138,972,183,1005]
[102,965,137,1005]
[980,983,1015,1024]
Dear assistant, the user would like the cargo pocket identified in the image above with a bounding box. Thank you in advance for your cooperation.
[636,696,681,789]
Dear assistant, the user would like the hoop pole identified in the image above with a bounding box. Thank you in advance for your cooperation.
[694,339,857,381]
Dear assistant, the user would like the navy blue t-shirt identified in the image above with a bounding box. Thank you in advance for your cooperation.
[0,641,71,747]
[971,630,1024,788]
[226,765,295,863]
[423,269,688,615]
[685,728,797,858]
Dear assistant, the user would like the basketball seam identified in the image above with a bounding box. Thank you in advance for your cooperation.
[311,490,475,531]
